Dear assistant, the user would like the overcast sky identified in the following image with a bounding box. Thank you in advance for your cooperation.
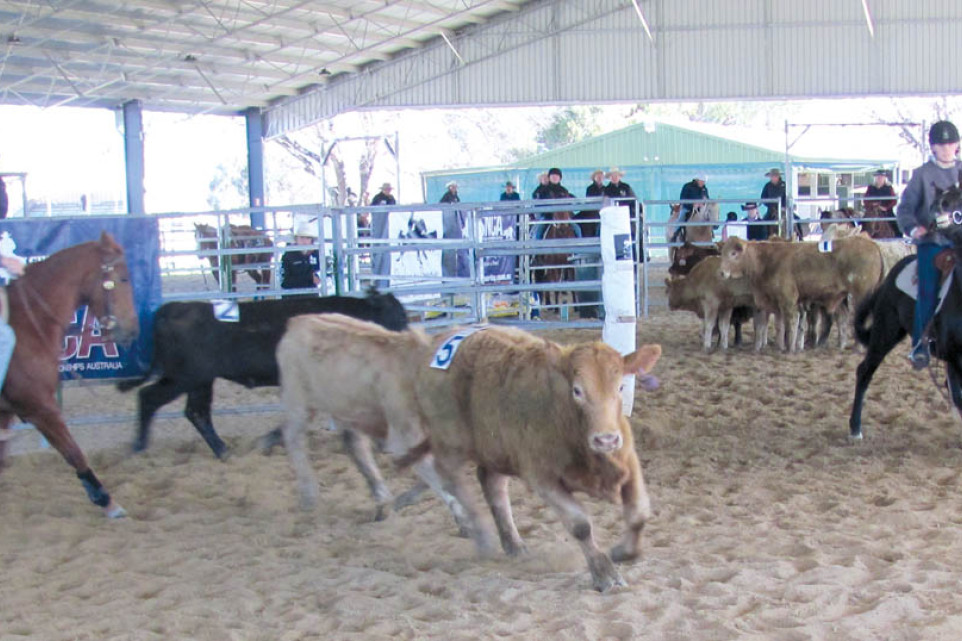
[0,96,956,214]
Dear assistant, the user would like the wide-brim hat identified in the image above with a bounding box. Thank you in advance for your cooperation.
[380,182,393,190]
[765,167,781,177]
[607,167,625,178]
[294,222,319,238]
[445,180,458,189]
[694,172,707,182]
[741,202,758,211]
[873,169,889,177]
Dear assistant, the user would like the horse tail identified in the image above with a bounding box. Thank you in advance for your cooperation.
[116,375,150,392]
[854,285,881,346]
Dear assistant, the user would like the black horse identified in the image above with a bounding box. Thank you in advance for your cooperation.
[849,184,962,440]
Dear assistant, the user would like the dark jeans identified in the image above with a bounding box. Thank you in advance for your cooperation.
[913,241,940,345]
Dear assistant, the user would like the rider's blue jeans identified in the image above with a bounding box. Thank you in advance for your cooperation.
[913,241,941,347]
[0,321,15,390]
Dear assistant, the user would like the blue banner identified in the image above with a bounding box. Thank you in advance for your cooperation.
[0,217,162,381]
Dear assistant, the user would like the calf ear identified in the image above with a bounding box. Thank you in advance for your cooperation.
[623,344,662,376]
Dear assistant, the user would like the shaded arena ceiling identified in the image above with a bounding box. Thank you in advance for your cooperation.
[0,0,528,115]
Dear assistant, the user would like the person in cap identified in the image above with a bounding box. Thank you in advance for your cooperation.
[898,120,962,368]
[531,168,573,240]
[679,171,710,225]
[369,182,396,289]
[281,221,322,291]
[741,202,768,241]
[500,180,520,202]
[864,169,898,235]
[440,180,460,204]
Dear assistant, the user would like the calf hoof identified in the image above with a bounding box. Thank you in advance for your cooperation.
[104,502,128,519]
[503,540,528,557]
[258,429,284,455]
[212,444,231,461]
[130,439,148,455]
[593,568,628,593]
[374,503,391,522]
[609,543,640,564]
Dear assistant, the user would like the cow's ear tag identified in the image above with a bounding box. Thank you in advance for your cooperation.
[818,240,833,253]
[212,299,240,322]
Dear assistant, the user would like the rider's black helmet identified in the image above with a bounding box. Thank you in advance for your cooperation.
[929,120,960,146]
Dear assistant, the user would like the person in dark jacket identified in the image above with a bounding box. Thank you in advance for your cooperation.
[604,167,642,259]
[742,202,768,241]
[281,222,322,291]
[440,180,468,278]
[369,182,396,288]
[898,120,962,368]
[759,167,792,237]
[864,169,899,236]
[679,172,709,221]
[500,181,520,202]
[576,169,605,238]
[531,172,550,200]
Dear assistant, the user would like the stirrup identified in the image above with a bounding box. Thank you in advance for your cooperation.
[907,341,931,370]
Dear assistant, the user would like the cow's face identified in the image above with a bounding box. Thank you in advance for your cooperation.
[719,238,748,279]
[568,343,661,454]
[664,277,684,310]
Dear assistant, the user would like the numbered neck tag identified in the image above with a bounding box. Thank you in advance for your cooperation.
[818,240,833,253]
[430,326,488,370]
[212,299,240,323]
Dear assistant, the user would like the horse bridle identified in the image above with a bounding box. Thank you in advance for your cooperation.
[98,257,122,332]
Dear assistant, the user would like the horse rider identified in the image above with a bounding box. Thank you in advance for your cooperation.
[864,168,899,235]
[898,120,962,369]
[0,231,25,393]
[675,171,709,242]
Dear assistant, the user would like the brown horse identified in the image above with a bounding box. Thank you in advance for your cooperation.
[539,211,579,309]
[0,232,139,517]
[194,223,273,291]
[861,201,901,239]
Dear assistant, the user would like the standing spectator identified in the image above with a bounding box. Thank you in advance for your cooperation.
[369,182,396,289]
[864,169,899,236]
[500,181,520,202]
[281,222,321,291]
[0,175,8,219]
[574,170,606,319]
[760,167,789,237]
[440,180,468,278]
[898,120,962,368]
[575,169,605,238]
[604,167,642,258]
[742,202,767,240]
[531,172,550,200]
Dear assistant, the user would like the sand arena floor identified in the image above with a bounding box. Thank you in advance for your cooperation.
[3,309,962,641]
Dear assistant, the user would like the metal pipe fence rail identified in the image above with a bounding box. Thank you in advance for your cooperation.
[154,198,611,329]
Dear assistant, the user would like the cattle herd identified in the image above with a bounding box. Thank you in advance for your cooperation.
[1,227,930,592]
[666,230,915,353]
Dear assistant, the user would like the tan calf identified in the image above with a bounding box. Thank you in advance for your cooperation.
[276,314,466,530]
[719,236,883,352]
[411,326,661,592]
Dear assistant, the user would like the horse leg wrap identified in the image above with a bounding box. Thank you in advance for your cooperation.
[77,469,111,507]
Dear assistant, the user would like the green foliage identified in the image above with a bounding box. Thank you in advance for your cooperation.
[535,107,604,152]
